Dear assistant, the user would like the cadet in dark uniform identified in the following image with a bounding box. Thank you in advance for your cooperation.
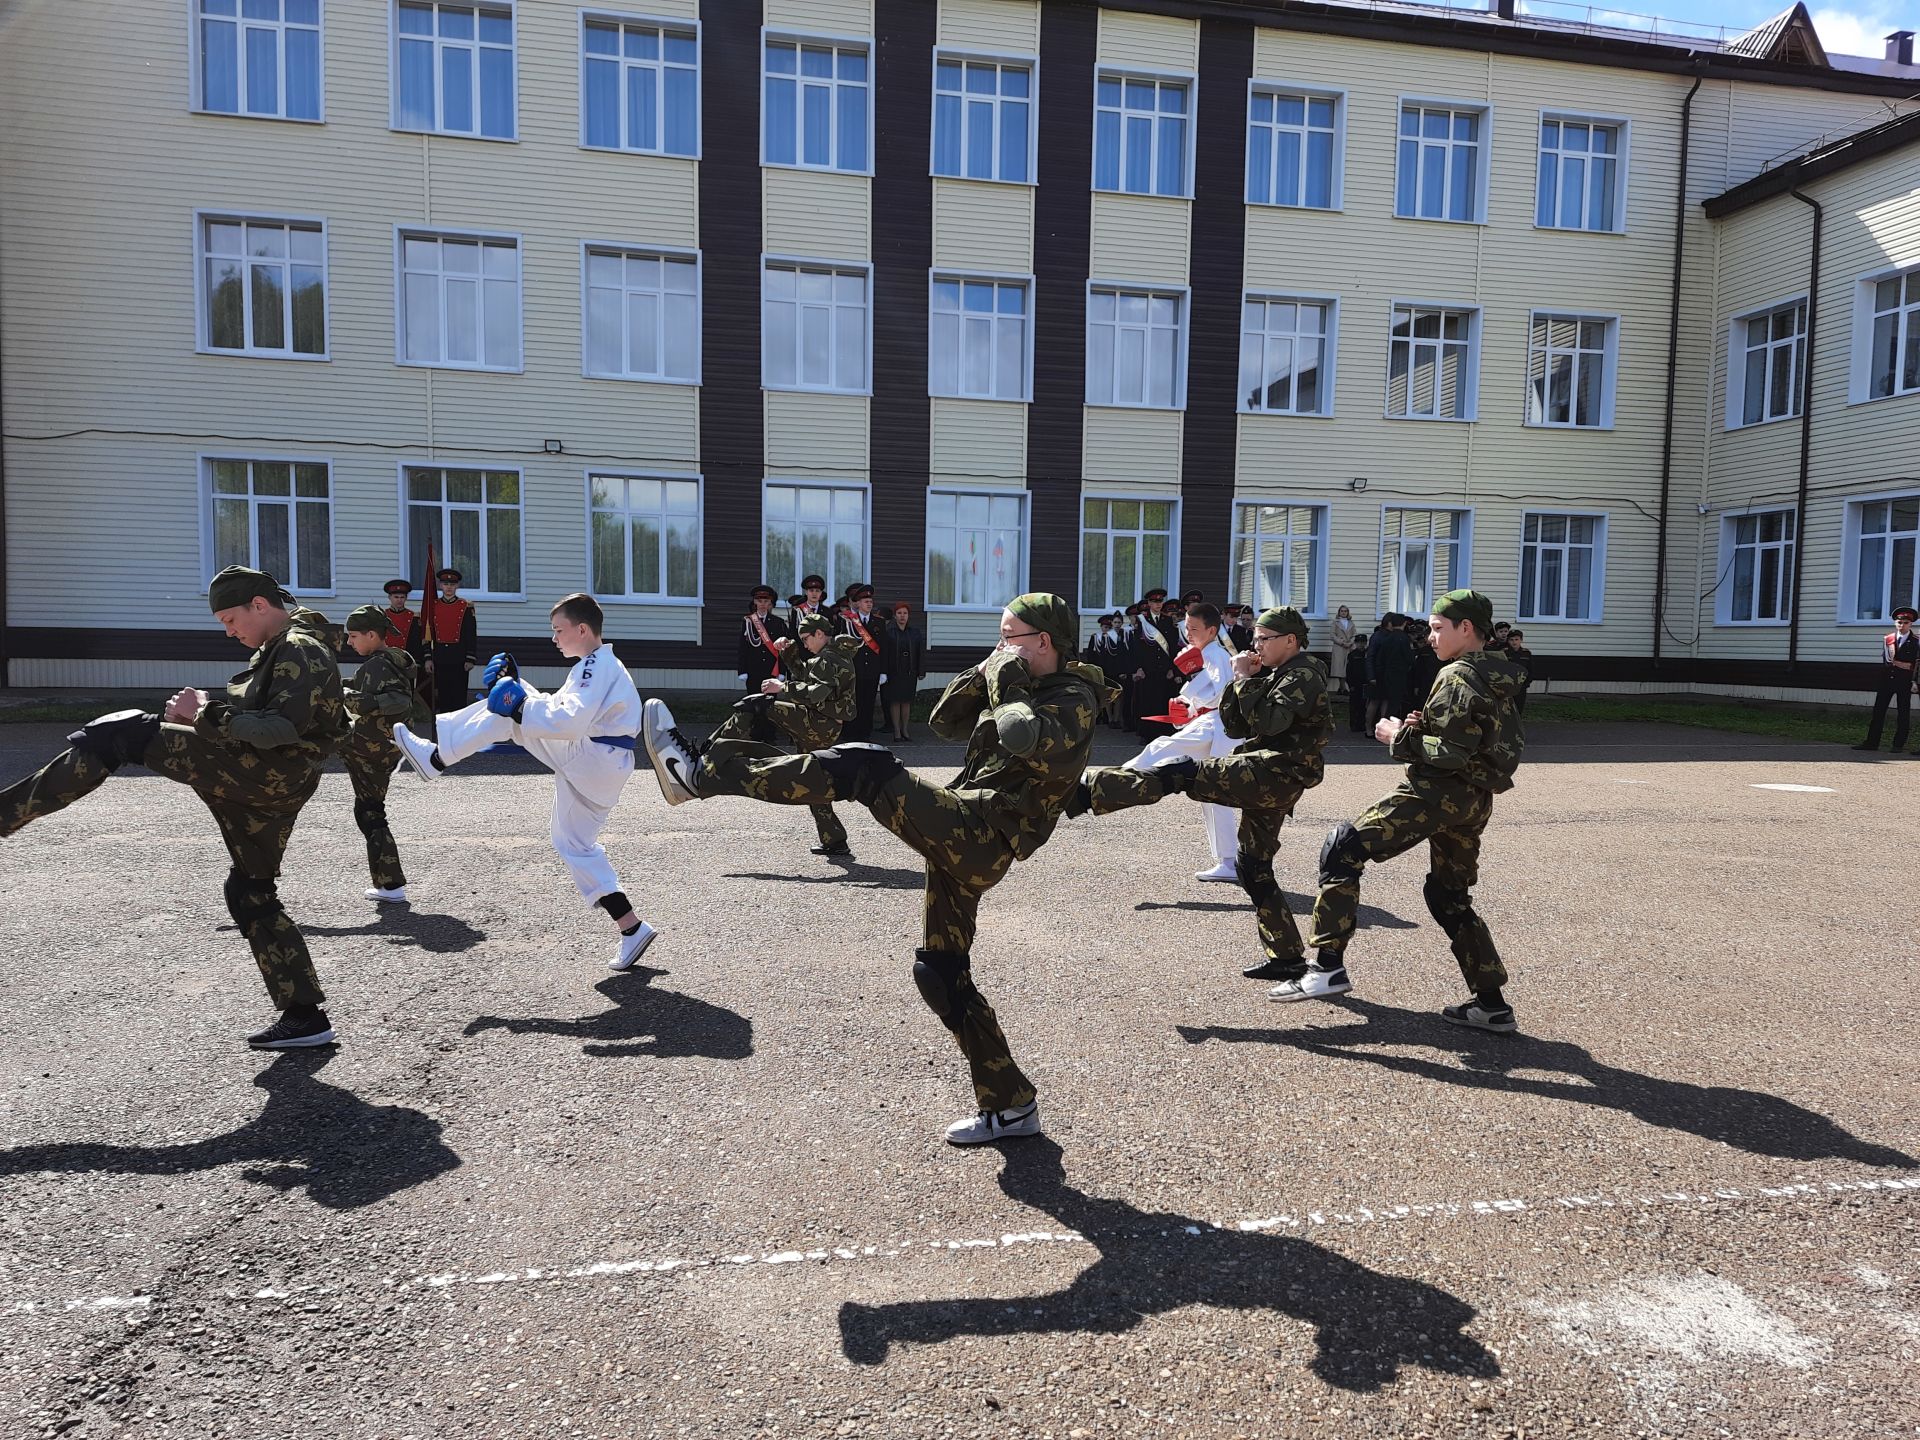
[417,567,478,713]
[0,566,346,1049]
[707,611,859,856]
[788,574,834,636]
[641,594,1109,1146]
[1854,605,1917,752]
[1274,590,1527,1034]
[381,580,419,650]
[341,605,418,904]
[1069,607,1331,982]
[737,584,791,692]
[838,583,885,742]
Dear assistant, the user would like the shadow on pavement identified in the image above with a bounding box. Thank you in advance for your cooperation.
[0,1051,460,1210]
[725,863,923,890]
[297,908,487,954]
[464,969,753,1060]
[837,1137,1496,1389]
[1178,997,1917,1169]
[1138,897,1415,929]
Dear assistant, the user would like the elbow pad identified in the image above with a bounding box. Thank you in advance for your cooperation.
[991,700,1042,756]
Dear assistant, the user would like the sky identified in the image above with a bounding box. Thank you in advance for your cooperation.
[1514,0,1910,57]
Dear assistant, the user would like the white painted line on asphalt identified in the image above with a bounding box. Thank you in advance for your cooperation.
[1750,784,1836,793]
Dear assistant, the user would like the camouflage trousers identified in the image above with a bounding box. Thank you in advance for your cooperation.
[1088,754,1314,966]
[340,729,406,891]
[703,740,1034,1112]
[707,708,846,850]
[1307,778,1506,992]
[0,721,326,1009]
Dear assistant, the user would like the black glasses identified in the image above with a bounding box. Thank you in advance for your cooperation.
[1000,629,1045,641]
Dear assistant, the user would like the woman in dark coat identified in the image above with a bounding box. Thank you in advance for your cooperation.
[880,601,926,741]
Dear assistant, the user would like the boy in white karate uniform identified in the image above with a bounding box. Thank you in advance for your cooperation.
[392,592,657,972]
[1123,601,1240,883]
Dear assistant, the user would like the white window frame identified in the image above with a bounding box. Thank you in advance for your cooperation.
[578,9,701,158]
[1524,311,1619,430]
[1227,499,1330,618]
[1091,65,1196,200]
[1715,506,1796,627]
[760,478,872,602]
[930,48,1038,186]
[760,29,874,176]
[1517,510,1608,624]
[924,488,1031,612]
[396,462,527,601]
[1078,492,1181,615]
[1534,110,1629,234]
[390,0,519,141]
[1725,294,1807,429]
[1849,262,1920,405]
[1385,300,1480,422]
[1239,292,1339,417]
[1394,96,1491,225]
[760,255,873,396]
[200,453,336,596]
[1085,281,1189,410]
[195,210,331,360]
[584,470,705,605]
[1838,487,1920,624]
[927,270,1033,403]
[191,0,326,123]
[579,240,701,384]
[1244,80,1345,211]
[393,225,525,373]
[1378,505,1474,617]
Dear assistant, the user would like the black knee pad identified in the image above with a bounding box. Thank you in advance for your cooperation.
[813,743,905,806]
[1422,875,1474,937]
[222,867,280,930]
[1318,822,1366,887]
[911,948,968,1031]
[351,797,387,831]
[66,709,162,771]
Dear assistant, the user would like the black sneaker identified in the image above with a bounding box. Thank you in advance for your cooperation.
[1441,1001,1516,1034]
[810,842,852,857]
[246,1008,336,1050]
[1243,958,1307,982]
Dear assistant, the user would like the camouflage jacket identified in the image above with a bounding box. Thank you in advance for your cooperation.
[347,646,418,739]
[930,653,1106,860]
[772,635,858,749]
[1218,651,1332,788]
[1389,649,1526,794]
[194,606,348,759]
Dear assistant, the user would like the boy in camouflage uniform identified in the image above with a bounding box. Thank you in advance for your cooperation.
[0,566,346,1049]
[1273,589,1527,1033]
[642,594,1108,1146]
[705,612,859,856]
[1067,606,1331,983]
[340,604,419,904]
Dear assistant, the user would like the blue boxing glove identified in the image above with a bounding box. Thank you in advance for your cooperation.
[485,675,527,722]
[480,651,519,689]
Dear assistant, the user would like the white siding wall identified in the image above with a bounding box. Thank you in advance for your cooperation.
[937,0,1040,54]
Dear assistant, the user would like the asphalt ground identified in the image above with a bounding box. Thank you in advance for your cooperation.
[1,716,1915,1440]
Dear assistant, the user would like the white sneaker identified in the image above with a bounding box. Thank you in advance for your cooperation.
[1269,966,1353,1003]
[1194,863,1239,883]
[392,724,441,783]
[944,1101,1041,1146]
[609,921,658,972]
[364,885,409,904]
[642,699,703,806]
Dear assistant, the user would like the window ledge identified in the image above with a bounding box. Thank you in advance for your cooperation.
[1240,408,1336,420]
[1092,186,1193,202]
[592,595,706,607]
[585,371,703,388]
[391,126,520,144]
[763,160,875,179]
[1714,619,1791,628]
[198,348,332,363]
[1725,415,1800,431]
[1085,401,1186,413]
[1847,388,1920,408]
[192,109,326,126]
[1246,200,1342,215]
[1392,213,1486,228]
[580,142,700,162]
[930,171,1036,189]
[1531,223,1628,237]
[398,360,527,376]
[764,382,873,398]
[1384,413,1474,424]
[1514,616,1606,626]
[1522,421,1615,432]
[929,390,1031,405]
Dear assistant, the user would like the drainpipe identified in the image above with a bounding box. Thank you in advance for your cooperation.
[1787,188,1821,671]
[1652,66,1703,671]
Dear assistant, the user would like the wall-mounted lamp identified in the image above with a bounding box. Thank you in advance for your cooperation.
[543,438,565,454]
[1348,477,1369,492]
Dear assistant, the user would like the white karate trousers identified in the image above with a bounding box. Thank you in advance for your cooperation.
[1122,712,1240,867]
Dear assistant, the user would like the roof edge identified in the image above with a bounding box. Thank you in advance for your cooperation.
[1703,107,1920,215]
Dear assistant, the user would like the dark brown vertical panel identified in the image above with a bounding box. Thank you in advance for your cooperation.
[869,0,934,611]
[1178,17,1251,604]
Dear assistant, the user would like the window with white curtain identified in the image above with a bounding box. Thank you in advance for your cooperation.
[1526,313,1616,429]
[763,484,867,599]
[1093,73,1189,197]
[398,231,522,370]
[198,0,321,120]
[1519,512,1605,621]
[206,457,332,592]
[394,1,516,139]
[926,491,1027,608]
[1079,496,1177,613]
[1717,509,1795,625]
[589,473,701,600]
[1246,89,1338,208]
[1380,508,1468,616]
[762,262,868,392]
[1386,304,1476,420]
[1087,287,1185,408]
[201,215,327,357]
[581,15,697,155]
[1864,266,1920,400]
[1396,101,1485,223]
[1846,494,1920,621]
[1730,300,1806,427]
[1239,296,1333,414]
[763,37,869,172]
[404,467,523,596]
[933,55,1031,183]
[1230,502,1327,615]
[1536,116,1624,232]
[584,247,699,382]
[929,277,1028,401]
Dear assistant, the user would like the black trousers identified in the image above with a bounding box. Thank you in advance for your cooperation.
[1863,674,1913,750]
